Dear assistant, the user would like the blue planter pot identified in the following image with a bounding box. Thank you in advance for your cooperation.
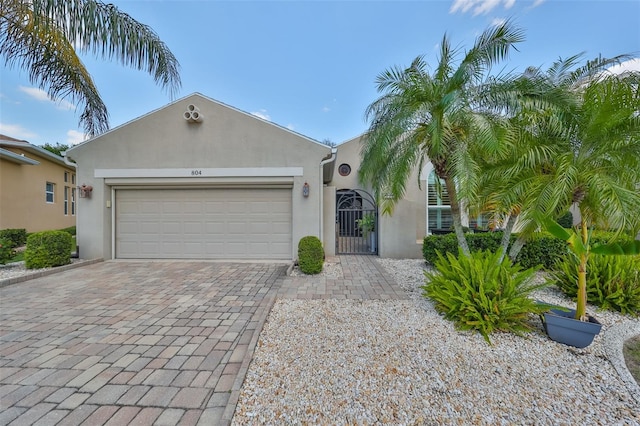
[542,308,602,349]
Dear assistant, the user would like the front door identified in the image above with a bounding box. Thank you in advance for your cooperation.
[336,189,378,255]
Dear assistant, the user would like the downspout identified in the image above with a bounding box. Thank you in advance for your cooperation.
[319,147,338,240]
[61,151,80,258]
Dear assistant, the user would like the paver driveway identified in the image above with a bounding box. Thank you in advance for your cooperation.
[0,261,287,425]
[0,256,408,425]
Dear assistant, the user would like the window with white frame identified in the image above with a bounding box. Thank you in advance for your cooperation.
[46,182,55,203]
[427,171,452,232]
[71,188,76,215]
[64,187,69,215]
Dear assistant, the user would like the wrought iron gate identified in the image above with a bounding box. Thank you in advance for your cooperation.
[336,189,378,255]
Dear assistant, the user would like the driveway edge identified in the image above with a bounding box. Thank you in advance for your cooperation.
[0,258,104,288]
[221,294,277,425]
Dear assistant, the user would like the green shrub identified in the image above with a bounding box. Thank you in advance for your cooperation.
[515,233,568,270]
[590,230,635,246]
[557,211,573,228]
[298,236,324,275]
[423,232,512,265]
[422,249,550,344]
[423,233,458,265]
[552,254,640,316]
[0,228,27,248]
[59,226,77,236]
[24,231,72,269]
[0,238,16,265]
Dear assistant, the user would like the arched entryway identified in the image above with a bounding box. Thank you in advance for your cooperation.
[336,189,378,255]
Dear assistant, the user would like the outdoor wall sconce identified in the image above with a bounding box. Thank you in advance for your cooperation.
[302,182,310,197]
[79,184,93,198]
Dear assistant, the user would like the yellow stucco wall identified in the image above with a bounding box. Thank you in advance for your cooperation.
[0,149,77,233]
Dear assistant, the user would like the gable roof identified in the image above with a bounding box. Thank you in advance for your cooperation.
[67,93,331,153]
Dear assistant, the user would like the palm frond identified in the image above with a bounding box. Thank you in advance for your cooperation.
[30,0,181,97]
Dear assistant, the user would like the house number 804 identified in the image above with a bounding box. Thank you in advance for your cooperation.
[191,170,202,176]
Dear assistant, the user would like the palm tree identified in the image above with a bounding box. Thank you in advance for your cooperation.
[490,57,640,320]
[359,21,525,255]
[474,54,638,263]
[0,0,181,137]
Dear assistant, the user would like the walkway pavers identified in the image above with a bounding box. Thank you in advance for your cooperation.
[0,256,408,425]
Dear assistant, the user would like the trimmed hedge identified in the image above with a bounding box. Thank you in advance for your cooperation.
[0,228,27,248]
[59,226,77,236]
[423,232,514,266]
[557,212,573,228]
[0,238,16,265]
[423,229,635,271]
[298,236,324,275]
[24,231,72,269]
[515,233,568,270]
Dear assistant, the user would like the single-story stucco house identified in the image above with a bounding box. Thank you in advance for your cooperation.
[66,93,472,261]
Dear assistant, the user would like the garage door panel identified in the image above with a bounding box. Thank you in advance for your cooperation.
[162,222,181,235]
[141,201,160,214]
[116,188,291,259]
[184,222,204,234]
[140,222,161,234]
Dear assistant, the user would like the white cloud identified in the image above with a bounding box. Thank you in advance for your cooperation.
[450,0,542,15]
[0,122,37,140]
[66,129,87,145]
[19,86,75,110]
[251,109,271,121]
[19,86,50,102]
[287,124,295,131]
[607,58,640,75]
[491,17,506,27]
[322,106,331,113]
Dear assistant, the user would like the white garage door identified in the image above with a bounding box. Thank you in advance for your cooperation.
[116,188,292,259]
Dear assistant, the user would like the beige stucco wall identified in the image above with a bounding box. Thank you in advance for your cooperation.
[0,151,76,233]
[67,93,331,260]
[328,136,425,259]
[322,186,336,256]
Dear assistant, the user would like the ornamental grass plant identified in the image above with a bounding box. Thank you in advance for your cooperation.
[422,249,551,344]
[552,253,640,316]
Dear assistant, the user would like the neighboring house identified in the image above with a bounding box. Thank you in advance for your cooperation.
[0,135,77,233]
[67,93,469,261]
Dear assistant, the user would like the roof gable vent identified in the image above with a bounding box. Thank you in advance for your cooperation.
[184,104,203,123]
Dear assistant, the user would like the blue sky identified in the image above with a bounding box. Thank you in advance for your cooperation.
[1,0,639,146]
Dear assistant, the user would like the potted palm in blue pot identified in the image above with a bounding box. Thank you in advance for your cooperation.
[542,220,640,347]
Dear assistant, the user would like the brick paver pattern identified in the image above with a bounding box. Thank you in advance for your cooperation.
[0,256,407,425]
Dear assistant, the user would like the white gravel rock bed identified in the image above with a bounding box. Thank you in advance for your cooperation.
[233,259,640,425]
[290,260,344,279]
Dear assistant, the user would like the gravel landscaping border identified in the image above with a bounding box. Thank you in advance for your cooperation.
[233,258,640,425]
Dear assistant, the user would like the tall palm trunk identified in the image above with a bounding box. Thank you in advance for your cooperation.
[444,177,470,256]
[498,213,518,264]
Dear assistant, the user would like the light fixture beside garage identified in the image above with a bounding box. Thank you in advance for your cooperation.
[78,184,93,198]
[303,182,310,197]
[184,104,203,123]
